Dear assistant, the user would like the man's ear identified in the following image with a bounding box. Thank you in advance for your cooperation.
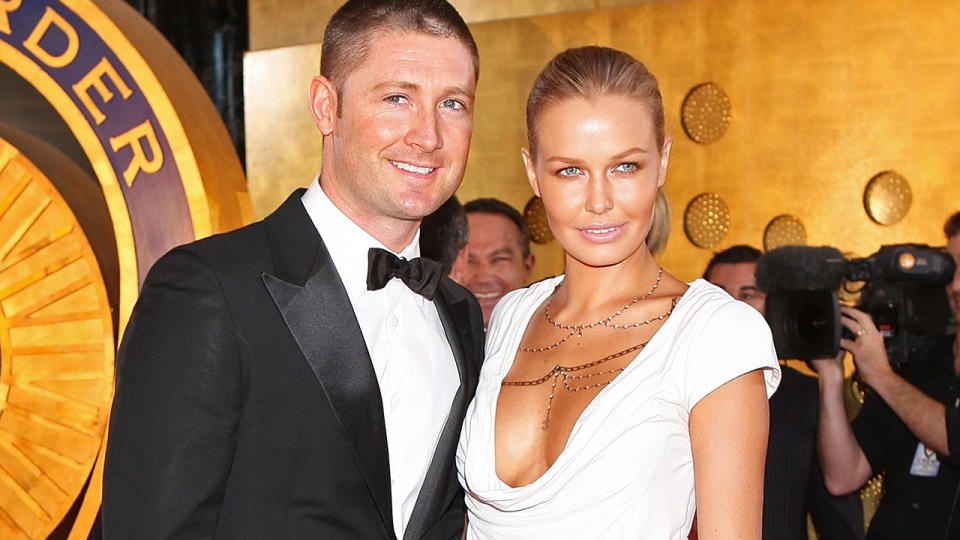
[309,75,337,136]
[523,253,536,282]
[520,147,540,197]
[449,246,470,286]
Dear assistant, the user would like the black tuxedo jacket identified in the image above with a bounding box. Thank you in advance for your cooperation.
[103,190,484,539]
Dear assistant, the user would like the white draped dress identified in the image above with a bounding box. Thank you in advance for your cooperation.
[457,277,781,539]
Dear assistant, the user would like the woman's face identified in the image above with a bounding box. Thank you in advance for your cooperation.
[522,94,670,269]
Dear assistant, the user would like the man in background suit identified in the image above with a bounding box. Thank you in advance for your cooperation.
[704,245,863,540]
[102,1,484,538]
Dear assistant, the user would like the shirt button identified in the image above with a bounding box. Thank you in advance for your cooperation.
[391,394,400,408]
[389,315,399,329]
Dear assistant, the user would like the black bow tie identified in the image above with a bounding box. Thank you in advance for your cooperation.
[366,247,442,300]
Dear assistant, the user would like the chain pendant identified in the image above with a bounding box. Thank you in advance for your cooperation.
[541,368,561,430]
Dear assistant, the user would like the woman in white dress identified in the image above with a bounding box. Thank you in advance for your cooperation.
[457,46,781,539]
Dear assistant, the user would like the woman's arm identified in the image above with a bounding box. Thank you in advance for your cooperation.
[689,369,770,539]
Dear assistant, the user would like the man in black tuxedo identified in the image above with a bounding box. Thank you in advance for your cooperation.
[102,1,484,538]
[704,246,863,540]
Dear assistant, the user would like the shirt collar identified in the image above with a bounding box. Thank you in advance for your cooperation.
[301,176,422,303]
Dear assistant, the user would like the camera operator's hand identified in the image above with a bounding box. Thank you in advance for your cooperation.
[808,349,846,384]
[838,306,893,388]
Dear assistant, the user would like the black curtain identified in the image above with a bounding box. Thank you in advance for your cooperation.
[125,0,248,164]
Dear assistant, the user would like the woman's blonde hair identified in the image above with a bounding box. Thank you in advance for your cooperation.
[526,46,665,156]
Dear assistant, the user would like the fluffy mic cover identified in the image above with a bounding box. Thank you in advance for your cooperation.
[755,246,847,293]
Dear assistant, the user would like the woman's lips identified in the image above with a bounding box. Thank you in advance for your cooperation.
[577,223,625,243]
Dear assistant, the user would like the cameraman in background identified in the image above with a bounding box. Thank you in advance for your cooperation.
[705,246,863,540]
[813,212,960,539]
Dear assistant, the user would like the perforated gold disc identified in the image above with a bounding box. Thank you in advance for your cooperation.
[0,137,114,539]
[683,193,730,248]
[864,171,912,226]
[524,196,554,244]
[681,82,733,144]
[763,214,808,251]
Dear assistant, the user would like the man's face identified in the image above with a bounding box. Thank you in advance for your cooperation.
[463,212,535,325]
[312,31,476,238]
[706,262,767,315]
[947,233,960,320]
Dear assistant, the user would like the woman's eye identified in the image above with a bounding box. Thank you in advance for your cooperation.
[614,162,638,173]
[558,167,580,177]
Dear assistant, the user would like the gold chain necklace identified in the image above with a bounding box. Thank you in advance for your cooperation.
[518,267,664,353]
[503,341,647,430]
[505,297,678,430]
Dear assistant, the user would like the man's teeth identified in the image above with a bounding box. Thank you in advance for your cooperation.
[475,292,500,299]
[586,227,617,234]
[391,161,434,175]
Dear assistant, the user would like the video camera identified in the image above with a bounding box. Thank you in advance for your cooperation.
[756,244,956,365]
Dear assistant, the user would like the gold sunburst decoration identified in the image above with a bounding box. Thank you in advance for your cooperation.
[0,137,114,539]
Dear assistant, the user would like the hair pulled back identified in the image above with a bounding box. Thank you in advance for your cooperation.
[525,46,665,156]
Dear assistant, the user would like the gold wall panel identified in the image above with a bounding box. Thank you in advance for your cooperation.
[248,0,660,52]
[246,0,960,284]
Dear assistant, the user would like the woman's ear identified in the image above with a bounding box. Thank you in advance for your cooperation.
[520,147,541,198]
[657,135,672,188]
[309,75,337,136]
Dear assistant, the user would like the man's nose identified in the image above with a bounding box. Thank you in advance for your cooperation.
[405,108,442,152]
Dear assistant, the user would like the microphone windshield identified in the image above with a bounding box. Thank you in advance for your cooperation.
[756,246,846,293]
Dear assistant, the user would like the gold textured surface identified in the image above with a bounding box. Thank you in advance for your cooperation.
[683,193,730,248]
[681,82,732,144]
[0,137,114,539]
[523,197,554,244]
[864,170,912,225]
[763,214,808,251]
[248,0,658,51]
[246,0,960,286]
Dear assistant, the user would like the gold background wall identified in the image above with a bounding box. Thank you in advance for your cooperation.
[245,0,960,284]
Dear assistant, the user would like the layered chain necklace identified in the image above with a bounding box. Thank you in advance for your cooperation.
[505,267,677,429]
[517,266,664,353]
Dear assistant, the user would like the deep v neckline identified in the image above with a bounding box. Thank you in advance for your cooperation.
[490,277,692,489]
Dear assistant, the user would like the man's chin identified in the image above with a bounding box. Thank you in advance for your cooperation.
[476,296,501,322]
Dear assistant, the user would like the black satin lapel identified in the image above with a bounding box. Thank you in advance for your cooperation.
[403,287,473,540]
[262,247,394,535]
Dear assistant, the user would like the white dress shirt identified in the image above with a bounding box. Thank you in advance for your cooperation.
[301,178,459,538]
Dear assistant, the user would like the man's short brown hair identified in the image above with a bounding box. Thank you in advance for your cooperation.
[945,211,960,239]
[321,0,479,97]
